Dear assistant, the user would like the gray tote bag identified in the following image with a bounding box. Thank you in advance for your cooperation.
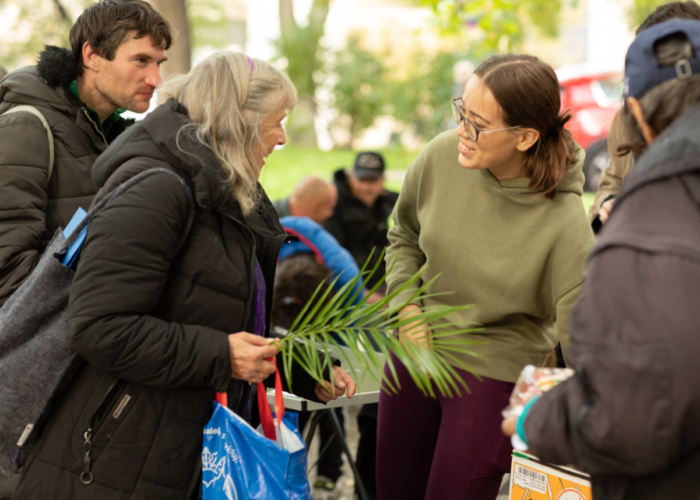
[0,167,194,474]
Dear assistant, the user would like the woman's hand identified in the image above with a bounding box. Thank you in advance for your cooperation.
[228,332,280,384]
[315,365,356,403]
[398,305,433,378]
[398,304,432,347]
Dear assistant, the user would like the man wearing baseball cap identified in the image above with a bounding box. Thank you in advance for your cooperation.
[324,151,398,290]
[322,151,398,500]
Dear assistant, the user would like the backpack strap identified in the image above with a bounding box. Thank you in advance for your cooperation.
[62,168,196,256]
[1,106,54,180]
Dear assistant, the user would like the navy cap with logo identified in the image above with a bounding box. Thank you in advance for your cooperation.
[353,151,386,180]
[625,18,700,99]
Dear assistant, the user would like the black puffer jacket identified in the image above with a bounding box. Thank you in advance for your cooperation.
[0,47,132,306]
[524,102,700,499]
[13,100,320,500]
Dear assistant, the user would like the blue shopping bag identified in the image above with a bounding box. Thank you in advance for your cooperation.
[202,361,312,500]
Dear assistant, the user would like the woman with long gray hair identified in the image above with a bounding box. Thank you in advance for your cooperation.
[12,51,355,500]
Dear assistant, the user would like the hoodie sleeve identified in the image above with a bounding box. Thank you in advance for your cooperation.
[0,110,53,307]
[67,169,232,392]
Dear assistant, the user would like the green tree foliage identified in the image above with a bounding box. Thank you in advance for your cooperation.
[622,0,700,29]
[0,0,83,70]
[188,0,229,50]
[329,33,386,149]
[387,49,462,142]
[277,252,482,398]
[273,0,331,146]
[419,0,574,56]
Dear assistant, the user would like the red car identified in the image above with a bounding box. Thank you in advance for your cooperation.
[556,68,624,191]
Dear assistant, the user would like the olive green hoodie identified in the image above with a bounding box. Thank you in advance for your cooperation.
[386,130,594,383]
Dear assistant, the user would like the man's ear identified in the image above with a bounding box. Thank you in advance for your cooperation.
[515,128,540,152]
[627,97,657,145]
[82,42,102,72]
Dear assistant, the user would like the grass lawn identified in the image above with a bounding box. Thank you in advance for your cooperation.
[261,145,596,213]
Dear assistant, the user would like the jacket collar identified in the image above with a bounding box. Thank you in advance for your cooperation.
[617,102,700,205]
[0,46,131,151]
[111,99,284,239]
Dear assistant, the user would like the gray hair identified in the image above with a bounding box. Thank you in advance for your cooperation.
[620,33,700,156]
[161,52,297,215]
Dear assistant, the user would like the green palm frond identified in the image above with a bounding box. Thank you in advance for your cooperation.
[275,250,484,398]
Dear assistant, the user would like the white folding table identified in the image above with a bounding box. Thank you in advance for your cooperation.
[267,345,384,500]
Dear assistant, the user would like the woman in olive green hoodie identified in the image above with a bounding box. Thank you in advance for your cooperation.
[376,54,594,500]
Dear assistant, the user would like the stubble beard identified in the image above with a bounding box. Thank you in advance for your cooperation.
[95,76,142,113]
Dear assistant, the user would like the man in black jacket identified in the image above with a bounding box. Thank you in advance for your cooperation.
[323,152,398,500]
[0,0,171,307]
[323,152,399,291]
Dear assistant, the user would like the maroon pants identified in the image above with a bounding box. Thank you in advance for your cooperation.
[376,357,514,500]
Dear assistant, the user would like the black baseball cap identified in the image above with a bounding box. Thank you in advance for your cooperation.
[625,18,700,99]
[353,152,385,180]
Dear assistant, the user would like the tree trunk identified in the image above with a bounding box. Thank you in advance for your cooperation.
[287,96,318,147]
[279,0,297,35]
[277,0,331,147]
[149,0,191,82]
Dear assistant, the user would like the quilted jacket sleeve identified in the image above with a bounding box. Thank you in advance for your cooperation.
[0,111,52,307]
[67,168,232,392]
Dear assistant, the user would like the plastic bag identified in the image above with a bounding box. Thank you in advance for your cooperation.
[503,365,574,450]
[201,361,312,500]
[502,365,574,419]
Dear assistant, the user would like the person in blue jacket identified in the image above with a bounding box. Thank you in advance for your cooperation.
[272,216,362,498]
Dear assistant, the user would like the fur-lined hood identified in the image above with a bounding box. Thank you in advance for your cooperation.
[36,46,81,92]
[0,46,80,115]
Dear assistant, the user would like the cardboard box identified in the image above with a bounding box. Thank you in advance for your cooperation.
[509,451,592,500]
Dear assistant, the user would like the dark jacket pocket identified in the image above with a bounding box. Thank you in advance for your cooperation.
[571,341,672,475]
[70,380,143,481]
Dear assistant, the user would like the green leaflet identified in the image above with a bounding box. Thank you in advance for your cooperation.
[275,249,483,398]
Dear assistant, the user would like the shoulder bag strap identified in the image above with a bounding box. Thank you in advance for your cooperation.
[63,167,195,255]
[1,105,54,179]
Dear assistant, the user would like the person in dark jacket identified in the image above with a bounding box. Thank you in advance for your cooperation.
[323,151,399,290]
[272,216,364,498]
[588,1,700,233]
[0,0,171,307]
[503,19,700,500]
[322,152,398,500]
[12,51,355,500]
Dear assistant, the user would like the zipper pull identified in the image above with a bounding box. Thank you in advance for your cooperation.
[80,428,94,485]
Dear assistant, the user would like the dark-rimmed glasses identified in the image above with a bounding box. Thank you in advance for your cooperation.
[451,97,520,142]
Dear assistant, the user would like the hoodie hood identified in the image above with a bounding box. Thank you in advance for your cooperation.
[92,99,284,238]
[479,142,586,198]
[553,146,586,196]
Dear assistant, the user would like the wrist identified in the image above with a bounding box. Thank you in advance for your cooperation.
[516,396,540,447]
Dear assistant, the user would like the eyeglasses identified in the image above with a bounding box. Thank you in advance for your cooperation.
[451,97,520,142]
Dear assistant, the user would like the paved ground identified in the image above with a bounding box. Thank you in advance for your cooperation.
[305,405,511,500]
[305,405,360,500]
